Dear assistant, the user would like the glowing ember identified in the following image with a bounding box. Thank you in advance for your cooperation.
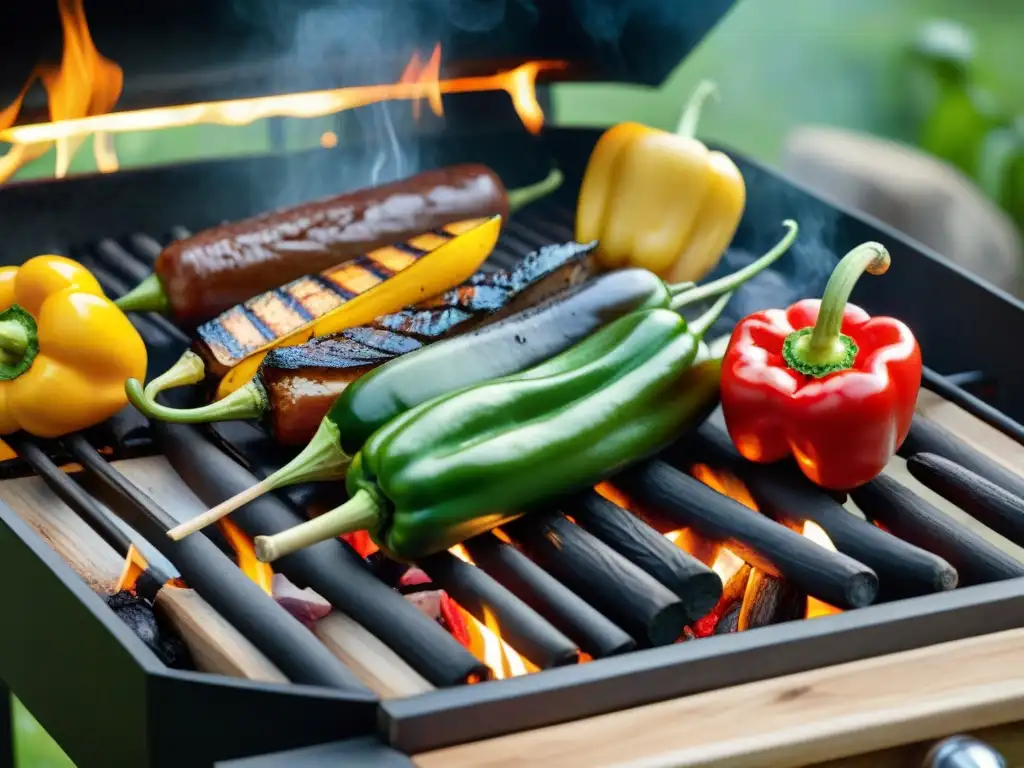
[1,48,564,158]
[114,543,149,594]
[217,519,274,595]
[802,521,842,618]
[0,0,123,182]
[691,464,756,585]
[711,548,746,585]
[449,544,533,679]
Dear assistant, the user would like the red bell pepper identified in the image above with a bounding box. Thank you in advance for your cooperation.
[720,241,922,490]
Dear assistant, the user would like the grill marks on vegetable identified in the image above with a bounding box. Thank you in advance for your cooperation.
[200,227,453,368]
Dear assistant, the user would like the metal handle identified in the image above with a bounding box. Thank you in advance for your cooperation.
[924,736,1006,768]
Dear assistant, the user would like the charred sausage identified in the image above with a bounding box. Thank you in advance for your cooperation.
[117,164,514,327]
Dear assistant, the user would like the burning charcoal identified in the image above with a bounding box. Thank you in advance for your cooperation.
[271,574,332,629]
[714,603,741,635]
[504,513,690,647]
[563,491,722,622]
[679,422,958,601]
[106,591,192,669]
[419,550,580,669]
[738,571,805,631]
[615,460,879,609]
[463,532,635,658]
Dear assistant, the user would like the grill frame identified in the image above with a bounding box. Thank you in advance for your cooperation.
[1,126,1023,766]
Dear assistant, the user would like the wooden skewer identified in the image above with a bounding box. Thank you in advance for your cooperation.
[412,628,1024,768]
[0,472,286,683]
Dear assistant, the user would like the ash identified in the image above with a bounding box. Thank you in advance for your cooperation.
[106,591,193,670]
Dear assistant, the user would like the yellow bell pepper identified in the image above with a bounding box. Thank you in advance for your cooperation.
[576,81,746,284]
[0,255,147,438]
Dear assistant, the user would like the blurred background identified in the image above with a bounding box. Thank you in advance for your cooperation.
[3,0,1022,765]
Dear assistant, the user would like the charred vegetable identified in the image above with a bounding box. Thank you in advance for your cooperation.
[116,165,562,326]
[140,215,503,403]
[162,221,797,541]
[128,239,601,443]
[249,305,729,561]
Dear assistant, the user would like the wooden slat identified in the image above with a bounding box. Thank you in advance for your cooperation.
[414,628,1024,768]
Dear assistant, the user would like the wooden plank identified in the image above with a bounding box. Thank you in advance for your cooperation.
[413,628,1024,768]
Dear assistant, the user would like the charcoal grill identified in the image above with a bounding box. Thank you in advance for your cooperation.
[3,1,1024,767]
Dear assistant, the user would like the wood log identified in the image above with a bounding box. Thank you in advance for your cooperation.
[850,474,1024,587]
[461,533,635,658]
[504,513,691,647]
[562,491,722,622]
[0,471,286,683]
[418,550,580,669]
[614,461,878,609]
[680,424,959,601]
[907,453,1024,550]
[738,570,805,631]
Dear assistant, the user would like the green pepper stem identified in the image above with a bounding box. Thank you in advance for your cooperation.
[254,489,381,563]
[676,80,718,139]
[127,377,267,424]
[0,305,39,381]
[166,417,352,541]
[669,219,799,310]
[507,168,564,213]
[688,292,733,339]
[142,350,207,401]
[114,273,171,315]
[782,241,891,378]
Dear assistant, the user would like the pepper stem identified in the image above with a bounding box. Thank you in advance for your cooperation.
[782,241,891,378]
[0,305,39,381]
[669,219,799,310]
[254,489,382,563]
[165,417,352,541]
[688,292,734,339]
[143,350,207,400]
[114,273,171,315]
[507,168,564,213]
[127,377,268,424]
[676,80,718,139]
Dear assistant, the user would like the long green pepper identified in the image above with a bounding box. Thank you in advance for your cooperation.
[253,300,729,563]
[166,219,796,542]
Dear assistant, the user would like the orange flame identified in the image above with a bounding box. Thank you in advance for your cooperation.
[690,464,755,585]
[399,44,444,121]
[802,521,842,619]
[217,519,274,596]
[449,544,534,679]
[114,543,149,594]
[1,38,563,181]
[0,0,123,182]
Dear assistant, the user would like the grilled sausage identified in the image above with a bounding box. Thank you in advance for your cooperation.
[260,242,599,444]
[153,165,508,326]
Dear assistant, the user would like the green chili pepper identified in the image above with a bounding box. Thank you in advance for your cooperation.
[250,299,729,563]
[164,220,798,543]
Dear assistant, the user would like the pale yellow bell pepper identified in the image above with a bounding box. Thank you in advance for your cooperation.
[576,81,746,284]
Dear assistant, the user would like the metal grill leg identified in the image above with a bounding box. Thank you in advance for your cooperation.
[0,683,13,768]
